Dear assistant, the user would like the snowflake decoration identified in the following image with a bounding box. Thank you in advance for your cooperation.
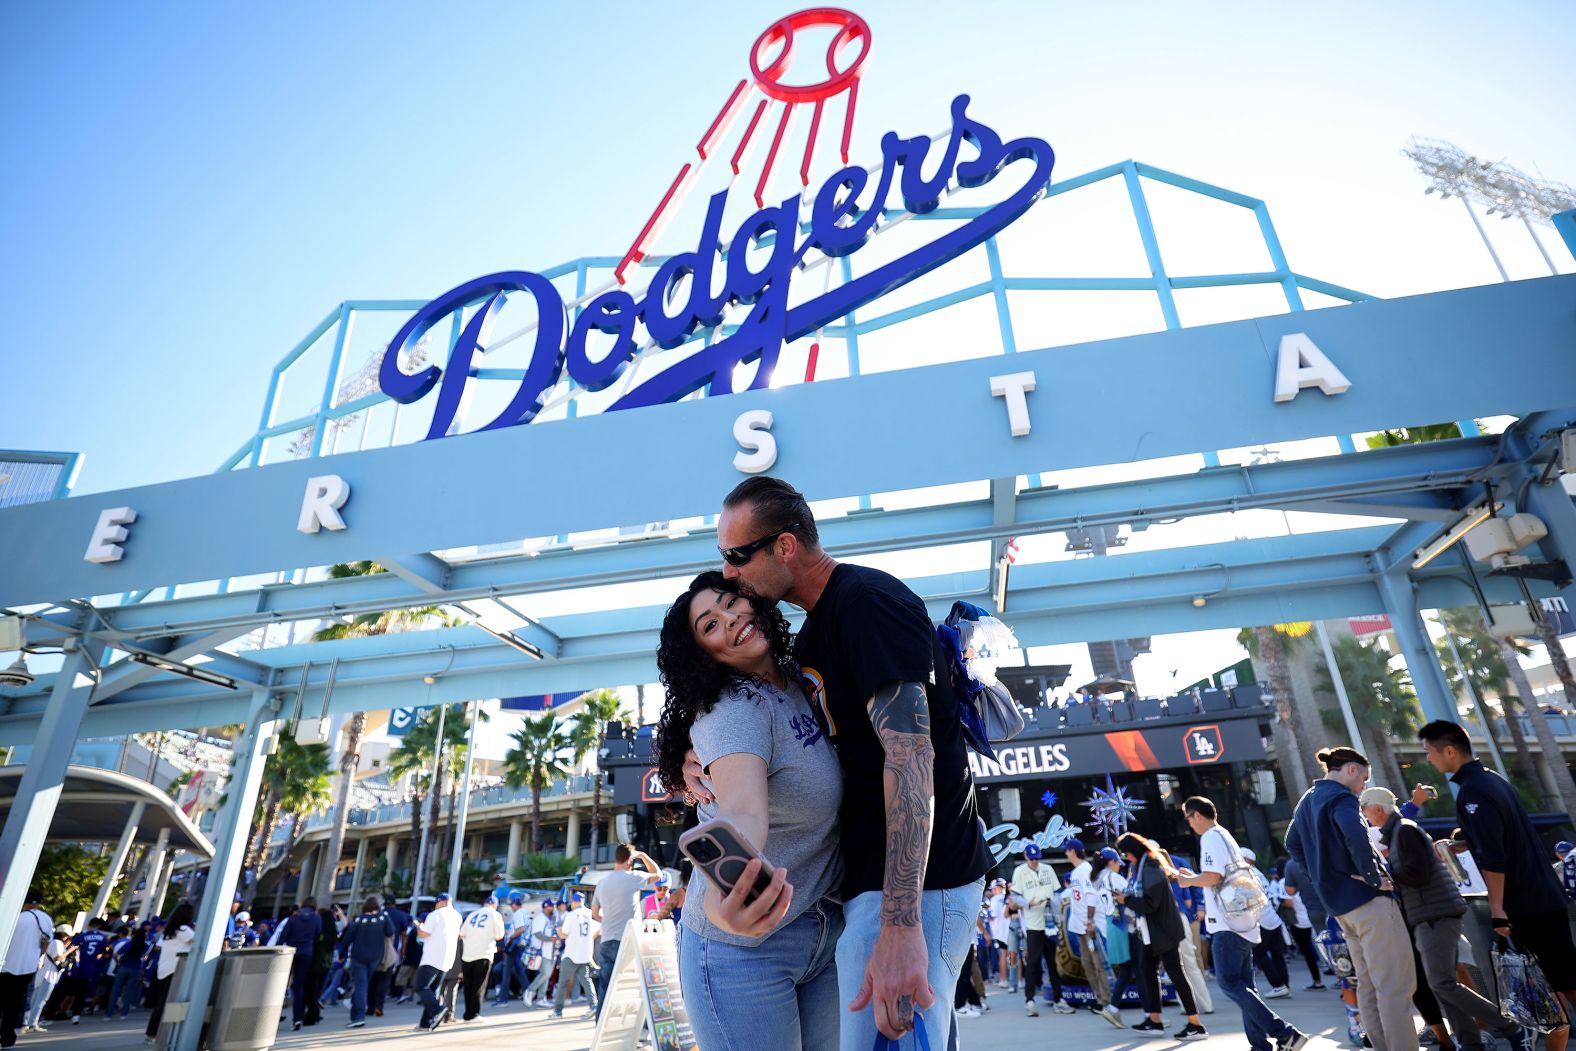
[1040,790,1058,809]
[1081,774,1146,840]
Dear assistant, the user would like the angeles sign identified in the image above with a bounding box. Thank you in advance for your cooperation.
[378,93,1055,439]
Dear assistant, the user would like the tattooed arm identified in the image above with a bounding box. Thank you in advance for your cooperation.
[848,680,937,1038]
[871,681,935,926]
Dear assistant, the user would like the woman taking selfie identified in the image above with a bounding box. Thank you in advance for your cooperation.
[655,571,844,1051]
[1114,833,1208,1040]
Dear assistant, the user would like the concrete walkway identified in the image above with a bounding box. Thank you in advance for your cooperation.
[9,982,1399,1051]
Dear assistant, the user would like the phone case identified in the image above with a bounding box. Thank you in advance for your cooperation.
[679,818,775,904]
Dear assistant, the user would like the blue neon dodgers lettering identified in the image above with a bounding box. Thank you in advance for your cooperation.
[380,96,1055,438]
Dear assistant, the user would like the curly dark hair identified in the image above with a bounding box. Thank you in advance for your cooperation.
[654,571,797,796]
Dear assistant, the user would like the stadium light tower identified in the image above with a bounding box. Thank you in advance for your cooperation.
[1405,138,1576,279]
[1404,138,1510,281]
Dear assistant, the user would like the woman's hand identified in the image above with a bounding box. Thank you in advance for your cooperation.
[704,860,793,938]
[682,748,714,805]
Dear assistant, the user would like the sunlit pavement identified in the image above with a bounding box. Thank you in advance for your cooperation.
[10,982,1406,1050]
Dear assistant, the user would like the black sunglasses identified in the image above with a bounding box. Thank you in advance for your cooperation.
[720,528,788,567]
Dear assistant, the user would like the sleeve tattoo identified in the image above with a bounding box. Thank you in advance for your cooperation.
[869,680,935,928]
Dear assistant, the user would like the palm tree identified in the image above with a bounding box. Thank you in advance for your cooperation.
[1237,624,1313,797]
[1315,636,1419,792]
[571,689,626,864]
[309,560,454,903]
[385,705,465,900]
[242,731,333,907]
[503,713,573,854]
[1435,606,1542,793]
[1496,633,1576,819]
[1535,612,1576,712]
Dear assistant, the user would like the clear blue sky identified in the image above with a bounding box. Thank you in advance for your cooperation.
[3,1,1572,496]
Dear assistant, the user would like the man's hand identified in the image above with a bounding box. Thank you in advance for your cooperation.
[681,749,714,805]
[704,860,792,939]
[849,925,933,1039]
[1412,784,1431,808]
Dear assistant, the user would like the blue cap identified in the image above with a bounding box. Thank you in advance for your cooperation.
[1558,841,1574,854]
[1098,846,1121,863]
[571,891,585,902]
[1023,844,1042,860]
[435,892,451,902]
[508,891,525,904]
[1064,837,1086,855]
[485,896,498,907]
[655,874,670,887]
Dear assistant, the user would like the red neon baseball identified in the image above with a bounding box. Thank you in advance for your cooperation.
[616,8,873,284]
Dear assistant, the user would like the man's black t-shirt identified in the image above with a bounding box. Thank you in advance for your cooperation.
[794,563,993,899]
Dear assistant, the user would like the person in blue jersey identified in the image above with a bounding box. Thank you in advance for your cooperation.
[656,570,845,1051]
[59,918,110,1021]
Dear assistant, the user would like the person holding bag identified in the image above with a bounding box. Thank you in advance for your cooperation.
[1114,833,1208,1039]
[1177,797,1306,1051]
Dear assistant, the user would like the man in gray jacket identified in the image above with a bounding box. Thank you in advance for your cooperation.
[1361,788,1515,1051]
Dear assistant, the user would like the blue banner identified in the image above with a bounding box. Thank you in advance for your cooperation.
[500,690,588,712]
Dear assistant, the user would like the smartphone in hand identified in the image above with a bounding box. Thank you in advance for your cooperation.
[679,818,774,905]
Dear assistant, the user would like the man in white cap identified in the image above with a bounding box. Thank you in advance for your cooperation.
[552,892,598,1019]
[1011,843,1073,1016]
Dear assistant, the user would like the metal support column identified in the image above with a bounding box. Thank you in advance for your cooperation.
[447,700,481,900]
[0,637,104,955]
[90,801,146,920]
[139,828,172,918]
[168,688,278,1051]
[1376,570,1458,724]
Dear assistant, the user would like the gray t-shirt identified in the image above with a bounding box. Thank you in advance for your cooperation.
[594,868,649,944]
[683,678,844,947]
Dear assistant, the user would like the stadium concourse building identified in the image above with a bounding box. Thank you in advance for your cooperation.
[4,10,1576,1050]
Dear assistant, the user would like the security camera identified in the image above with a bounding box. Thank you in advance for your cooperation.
[0,657,35,689]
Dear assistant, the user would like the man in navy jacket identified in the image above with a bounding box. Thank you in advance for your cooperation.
[1285,746,1417,1051]
[281,899,323,1031]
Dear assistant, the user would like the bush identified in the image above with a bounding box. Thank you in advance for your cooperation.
[512,852,582,880]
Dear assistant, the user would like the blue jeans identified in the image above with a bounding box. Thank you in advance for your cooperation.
[837,878,982,1051]
[415,964,446,1027]
[1212,930,1294,1051]
[680,898,843,1051]
[319,959,346,1003]
[348,960,372,1024]
[595,938,620,1017]
[109,968,143,1018]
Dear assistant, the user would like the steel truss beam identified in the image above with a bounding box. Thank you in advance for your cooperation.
[24,433,1514,648]
[0,524,1548,745]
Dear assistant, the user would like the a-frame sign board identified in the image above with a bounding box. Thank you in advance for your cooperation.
[590,919,698,1051]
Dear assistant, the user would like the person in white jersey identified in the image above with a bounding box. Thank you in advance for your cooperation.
[2,889,52,1047]
[413,893,461,1032]
[458,895,506,1022]
[551,892,598,1019]
[1064,838,1125,1028]
[1176,796,1306,1051]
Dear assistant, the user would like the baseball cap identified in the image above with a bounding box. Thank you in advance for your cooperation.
[655,874,670,887]
[236,911,251,923]
[435,891,451,903]
[1098,846,1121,863]
[1064,838,1086,855]
[485,895,498,907]
[1558,841,1575,855]
[570,891,585,903]
[1358,786,1397,810]
[541,899,555,908]
[1023,844,1042,860]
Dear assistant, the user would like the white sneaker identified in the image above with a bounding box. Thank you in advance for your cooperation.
[523,992,536,1007]
[1025,1000,1040,1017]
[1265,985,1291,999]
[1102,1004,1128,1028]
[1052,1000,1076,1014]
[958,1005,983,1018]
